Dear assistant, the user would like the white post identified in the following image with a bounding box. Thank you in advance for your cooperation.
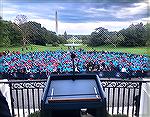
[139,79,150,117]
[0,79,12,115]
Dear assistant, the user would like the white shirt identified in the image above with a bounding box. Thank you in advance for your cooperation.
[121,67,127,72]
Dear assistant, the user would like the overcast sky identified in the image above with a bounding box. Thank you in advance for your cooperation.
[1,0,150,35]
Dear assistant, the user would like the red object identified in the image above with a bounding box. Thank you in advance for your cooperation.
[28,60,32,62]
[16,51,20,54]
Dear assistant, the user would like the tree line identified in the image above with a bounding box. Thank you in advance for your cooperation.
[0,16,67,47]
[82,22,150,47]
[0,15,150,47]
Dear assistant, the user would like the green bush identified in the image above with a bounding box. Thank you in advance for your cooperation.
[112,114,127,117]
[52,42,59,47]
[28,111,40,117]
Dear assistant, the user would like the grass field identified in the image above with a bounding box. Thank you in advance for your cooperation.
[0,44,149,55]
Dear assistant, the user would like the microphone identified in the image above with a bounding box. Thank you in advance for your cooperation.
[71,52,76,59]
[71,52,76,80]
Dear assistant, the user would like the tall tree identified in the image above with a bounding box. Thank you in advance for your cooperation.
[81,35,89,44]
[23,21,47,45]
[111,32,124,47]
[0,20,21,47]
[88,27,108,46]
[14,14,28,46]
[144,23,150,46]
[120,23,147,47]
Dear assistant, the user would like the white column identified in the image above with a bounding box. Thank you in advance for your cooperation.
[0,79,12,115]
[139,78,150,117]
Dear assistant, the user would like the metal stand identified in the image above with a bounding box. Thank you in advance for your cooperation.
[71,53,76,80]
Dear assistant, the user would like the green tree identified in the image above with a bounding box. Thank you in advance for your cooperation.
[144,23,150,46]
[0,19,22,47]
[0,17,67,47]
[14,14,28,46]
[88,27,108,46]
[0,36,11,47]
[24,21,47,45]
[120,23,147,47]
[9,23,22,46]
[45,31,58,44]
[81,35,89,44]
[110,32,124,47]
[57,35,67,44]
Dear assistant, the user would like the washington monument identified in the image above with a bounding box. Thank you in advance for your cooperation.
[55,11,58,34]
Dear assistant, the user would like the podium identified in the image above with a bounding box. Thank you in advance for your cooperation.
[41,74,106,117]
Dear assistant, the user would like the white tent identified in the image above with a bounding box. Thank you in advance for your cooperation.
[64,42,82,47]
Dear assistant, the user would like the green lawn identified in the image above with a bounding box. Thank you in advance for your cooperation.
[0,44,149,55]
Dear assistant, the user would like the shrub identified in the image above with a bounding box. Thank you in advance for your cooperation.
[52,42,59,47]
[28,111,40,117]
[112,114,127,117]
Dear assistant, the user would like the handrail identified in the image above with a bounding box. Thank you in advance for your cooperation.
[1,78,150,84]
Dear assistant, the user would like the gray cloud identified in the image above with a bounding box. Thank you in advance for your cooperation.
[2,0,149,34]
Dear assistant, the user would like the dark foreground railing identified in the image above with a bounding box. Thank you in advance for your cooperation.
[0,79,149,117]
[101,79,143,117]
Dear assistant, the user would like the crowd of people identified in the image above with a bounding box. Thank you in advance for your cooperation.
[0,49,149,79]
